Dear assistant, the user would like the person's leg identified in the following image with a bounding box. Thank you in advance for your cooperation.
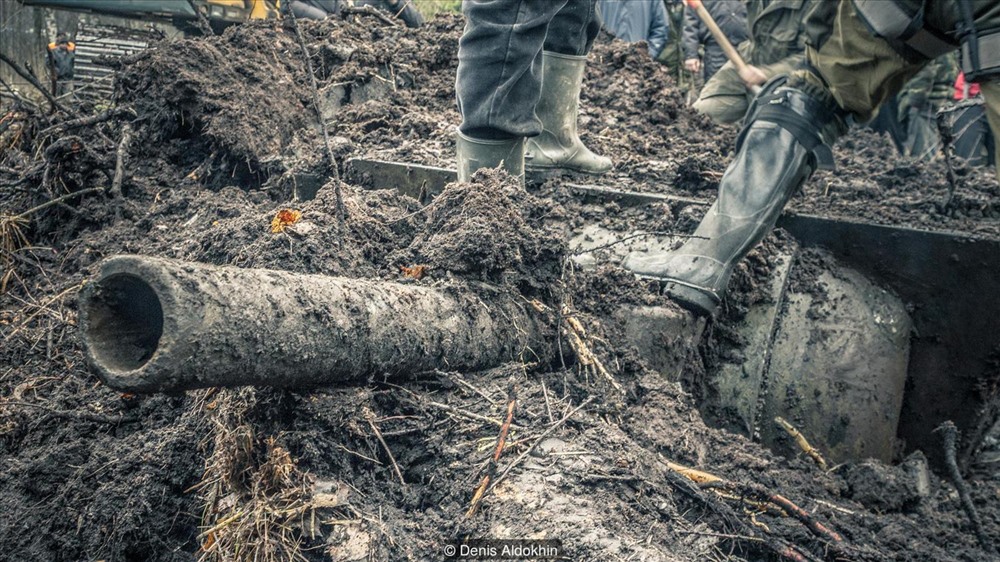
[541,0,600,56]
[981,81,1000,176]
[625,75,846,314]
[624,1,925,315]
[902,105,942,160]
[693,46,805,124]
[457,0,570,139]
[790,2,926,121]
[288,0,330,19]
[692,60,750,124]
[524,0,611,174]
[456,0,571,182]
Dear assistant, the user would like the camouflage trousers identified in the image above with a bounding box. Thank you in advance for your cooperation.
[791,0,1000,179]
[692,42,804,124]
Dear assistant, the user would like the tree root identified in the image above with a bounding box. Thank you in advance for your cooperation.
[936,421,994,552]
[664,458,864,561]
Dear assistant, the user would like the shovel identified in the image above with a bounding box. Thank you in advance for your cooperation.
[684,0,764,95]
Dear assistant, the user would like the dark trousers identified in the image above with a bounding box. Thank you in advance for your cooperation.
[456,0,601,139]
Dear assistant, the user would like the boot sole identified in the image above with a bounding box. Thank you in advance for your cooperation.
[630,273,720,317]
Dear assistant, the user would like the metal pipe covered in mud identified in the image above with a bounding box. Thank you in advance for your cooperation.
[79,255,549,393]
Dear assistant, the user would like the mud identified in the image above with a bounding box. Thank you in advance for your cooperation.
[2,12,999,562]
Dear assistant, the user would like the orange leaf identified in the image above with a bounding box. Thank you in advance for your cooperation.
[270,209,302,233]
[201,531,216,551]
[400,265,427,280]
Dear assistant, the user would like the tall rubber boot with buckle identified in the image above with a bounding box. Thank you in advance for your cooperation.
[623,78,845,316]
[525,51,612,176]
[456,131,525,185]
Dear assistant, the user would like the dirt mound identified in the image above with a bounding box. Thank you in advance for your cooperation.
[115,24,311,190]
[799,129,1000,237]
[2,12,999,562]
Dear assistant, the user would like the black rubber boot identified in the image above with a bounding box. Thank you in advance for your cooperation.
[623,79,843,316]
[456,131,525,185]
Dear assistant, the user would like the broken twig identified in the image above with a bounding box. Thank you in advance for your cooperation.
[112,123,133,197]
[662,466,822,562]
[487,397,592,493]
[467,384,516,517]
[775,416,828,470]
[562,307,624,394]
[365,408,405,486]
[665,458,854,560]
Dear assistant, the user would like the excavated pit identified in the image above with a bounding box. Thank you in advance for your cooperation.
[2,13,1000,562]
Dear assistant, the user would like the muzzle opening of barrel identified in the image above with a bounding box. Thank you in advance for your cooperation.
[84,273,164,373]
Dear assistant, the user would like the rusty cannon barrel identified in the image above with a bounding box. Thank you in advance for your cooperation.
[79,255,550,393]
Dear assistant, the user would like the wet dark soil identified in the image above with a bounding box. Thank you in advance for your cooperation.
[2,13,999,562]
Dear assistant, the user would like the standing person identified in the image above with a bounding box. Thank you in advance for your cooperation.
[681,0,747,84]
[897,52,959,160]
[597,0,671,60]
[692,0,817,124]
[941,70,995,167]
[625,0,1000,316]
[455,0,612,184]
[657,0,688,71]
[46,31,75,98]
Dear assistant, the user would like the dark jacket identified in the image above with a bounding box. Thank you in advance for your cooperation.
[47,41,75,80]
[598,0,671,59]
[744,0,814,66]
[682,0,748,80]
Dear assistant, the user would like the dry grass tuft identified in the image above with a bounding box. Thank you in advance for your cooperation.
[0,213,29,294]
[195,389,314,562]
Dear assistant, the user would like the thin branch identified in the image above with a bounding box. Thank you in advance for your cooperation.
[38,106,132,138]
[422,398,524,430]
[287,10,344,220]
[112,123,134,197]
[466,385,516,517]
[9,187,105,221]
[1,401,136,424]
[487,397,592,493]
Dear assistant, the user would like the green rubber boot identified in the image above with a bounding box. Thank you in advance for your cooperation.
[525,51,612,175]
[456,131,525,185]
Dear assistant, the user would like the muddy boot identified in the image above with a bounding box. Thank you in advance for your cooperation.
[623,79,844,316]
[525,52,612,176]
[456,131,525,185]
